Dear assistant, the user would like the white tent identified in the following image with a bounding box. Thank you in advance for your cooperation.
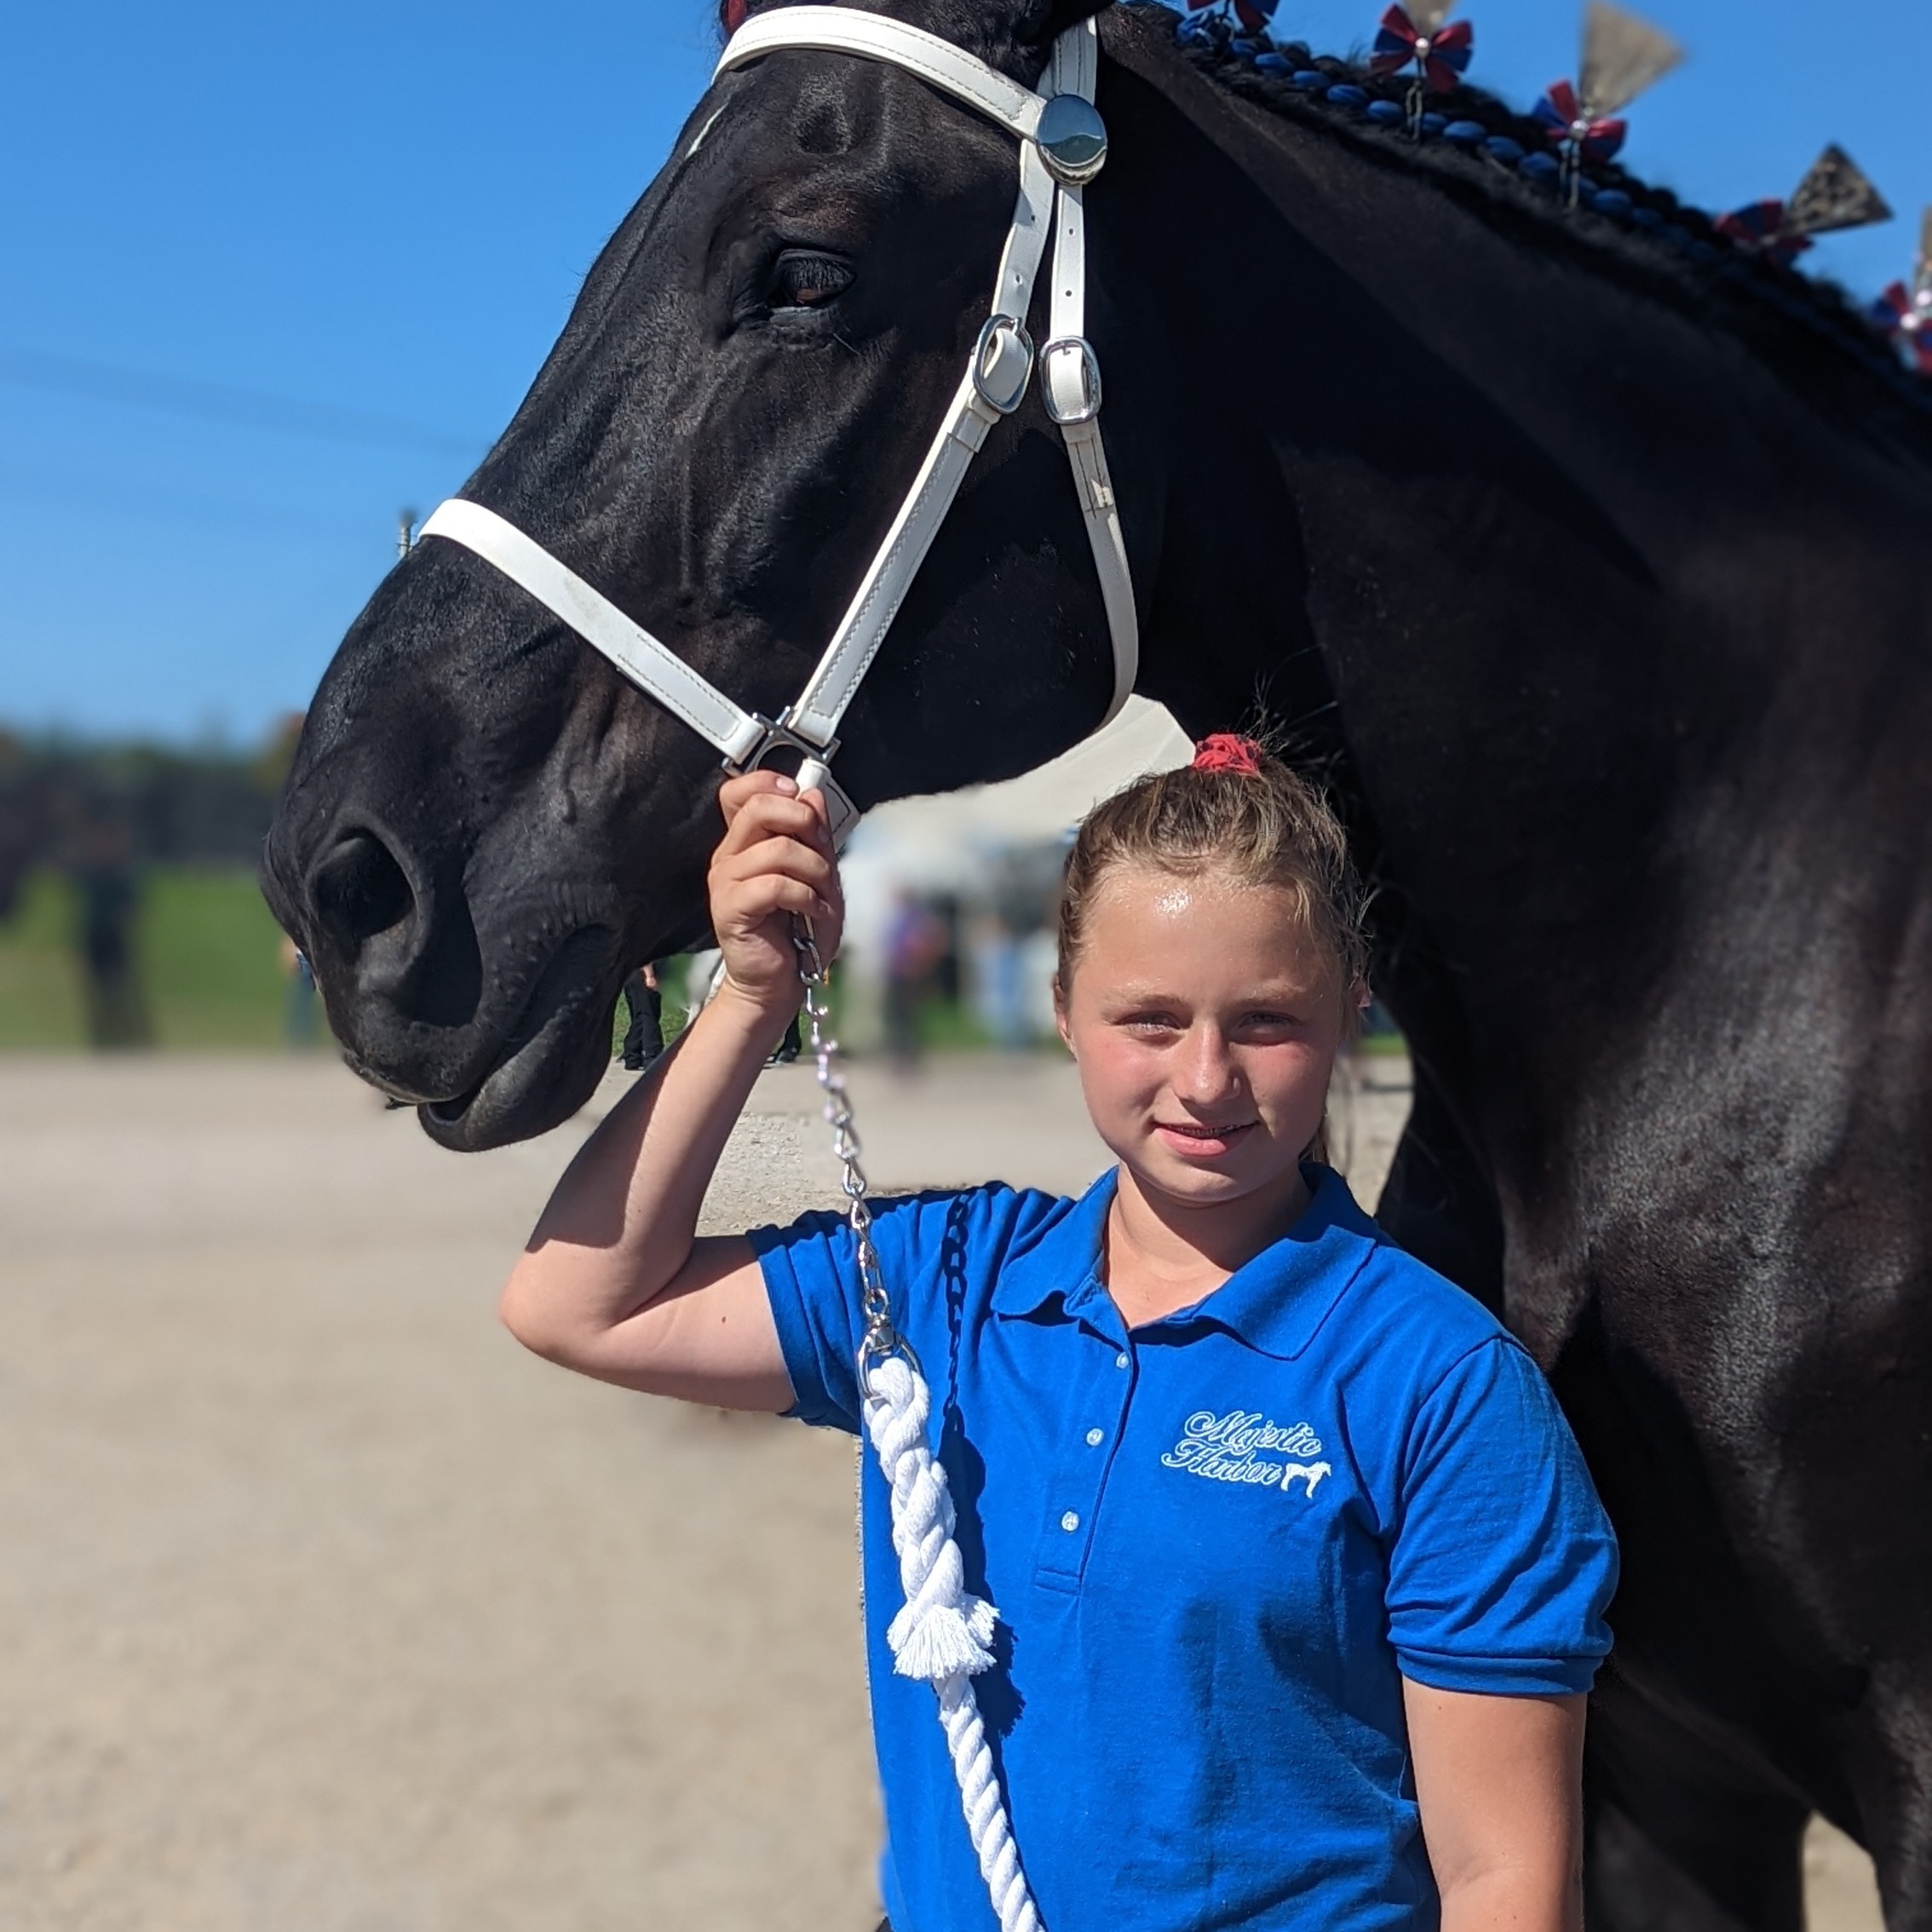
[850,697,1193,866]
[836,699,1194,1044]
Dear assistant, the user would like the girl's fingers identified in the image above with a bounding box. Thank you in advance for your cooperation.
[713,835,837,895]
[716,808,833,882]
[718,775,836,852]
[727,876,838,924]
[717,769,796,831]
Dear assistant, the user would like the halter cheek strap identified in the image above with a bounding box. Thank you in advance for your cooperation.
[418,10,1136,848]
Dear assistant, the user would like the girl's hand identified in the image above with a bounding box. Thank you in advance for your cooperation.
[708,771,843,1020]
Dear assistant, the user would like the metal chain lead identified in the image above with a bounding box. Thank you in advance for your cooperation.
[792,917,916,1393]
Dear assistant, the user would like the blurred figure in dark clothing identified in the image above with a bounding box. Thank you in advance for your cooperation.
[74,817,150,1049]
[619,962,665,1071]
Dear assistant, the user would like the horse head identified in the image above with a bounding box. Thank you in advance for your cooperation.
[262,0,1147,1152]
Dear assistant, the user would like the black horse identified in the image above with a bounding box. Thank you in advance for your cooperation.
[262,3,1932,1923]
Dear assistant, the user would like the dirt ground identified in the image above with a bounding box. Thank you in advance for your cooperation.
[0,1051,1883,1929]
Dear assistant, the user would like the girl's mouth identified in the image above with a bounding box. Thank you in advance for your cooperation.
[1153,1119,1256,1159]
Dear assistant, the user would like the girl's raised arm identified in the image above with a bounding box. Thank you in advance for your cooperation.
[497,771,842,1411]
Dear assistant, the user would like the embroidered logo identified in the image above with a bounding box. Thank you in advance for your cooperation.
[1161,1410,1331,1498]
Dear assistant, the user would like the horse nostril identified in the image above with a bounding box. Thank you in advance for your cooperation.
[311,831,416,954]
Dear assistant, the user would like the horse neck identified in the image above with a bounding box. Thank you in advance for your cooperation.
[1103,22,1932,1146]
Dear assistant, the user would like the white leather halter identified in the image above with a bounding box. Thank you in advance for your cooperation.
[417,7,1135,843]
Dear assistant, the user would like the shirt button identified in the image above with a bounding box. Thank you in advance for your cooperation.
[1085,1427,1104,1446]
[1114,1351,1130,1370]
[1060,1510,1080,1533]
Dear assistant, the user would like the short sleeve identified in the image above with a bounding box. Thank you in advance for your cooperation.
[1385,1337,1619,1695]
[751,1191,961,1434]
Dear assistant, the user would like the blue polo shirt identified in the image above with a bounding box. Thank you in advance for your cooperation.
[754,1166,1616,1932]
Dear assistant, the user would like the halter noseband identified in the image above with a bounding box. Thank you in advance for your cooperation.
[417,7,1136,842]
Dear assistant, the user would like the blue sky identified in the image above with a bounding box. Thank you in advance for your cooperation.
[2,0,1919,745]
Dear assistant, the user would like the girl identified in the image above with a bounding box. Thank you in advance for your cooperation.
[502,738,1617,1932]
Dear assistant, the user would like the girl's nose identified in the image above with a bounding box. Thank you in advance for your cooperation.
[1174,1025,1242,1107]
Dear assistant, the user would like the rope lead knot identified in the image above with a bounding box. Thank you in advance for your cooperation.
[863,1354,1002,1682]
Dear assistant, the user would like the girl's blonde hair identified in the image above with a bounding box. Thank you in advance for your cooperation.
[1056,739,1371,1021]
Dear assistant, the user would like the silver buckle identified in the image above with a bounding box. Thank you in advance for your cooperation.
[725,713,860,846]
[971,315,1035,415]
[731,710,838,776]
[1040,336,1103,425]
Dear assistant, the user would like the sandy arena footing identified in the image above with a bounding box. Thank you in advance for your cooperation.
[0,1053,1883,1930]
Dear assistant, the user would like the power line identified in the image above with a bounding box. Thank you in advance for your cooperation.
[0,348,487,460]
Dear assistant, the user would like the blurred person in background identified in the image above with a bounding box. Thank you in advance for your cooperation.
[619,961,668,1072]
[621,957,795,1071]
[0,734,49,923]
[967,908,1028,1050]
[72,812,150,1049]
[883,888,946,1069]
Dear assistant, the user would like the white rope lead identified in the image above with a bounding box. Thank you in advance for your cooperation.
[793,919,1044,1932]
[863,1356,1042,1932]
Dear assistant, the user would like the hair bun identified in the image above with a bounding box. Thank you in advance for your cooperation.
[1190,733,1265,777]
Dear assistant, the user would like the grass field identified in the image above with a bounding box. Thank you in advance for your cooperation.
[2,871,1411,1061]
[0,868,298,1050]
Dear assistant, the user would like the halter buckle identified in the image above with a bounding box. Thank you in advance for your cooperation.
[971,315,1035,414]
[1040,336,1103,424]
[728,713,860,844]
[1036,93,1107,184]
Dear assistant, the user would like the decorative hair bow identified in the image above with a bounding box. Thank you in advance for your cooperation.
[1532,81,1625,164]
[1538,5,1681,205]
[1368,2,1473,94]
[1716,145,1893,262]
[1871,209,1932,374]
[1716,199,1808,262]
[1185,0,1279,36]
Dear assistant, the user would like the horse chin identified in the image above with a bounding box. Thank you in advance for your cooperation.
[416,929,619,1153]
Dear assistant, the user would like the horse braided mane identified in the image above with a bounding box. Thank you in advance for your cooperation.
[1147,2,1932,435]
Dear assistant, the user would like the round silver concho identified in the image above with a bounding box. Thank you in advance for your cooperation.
[1035,93,1108,185]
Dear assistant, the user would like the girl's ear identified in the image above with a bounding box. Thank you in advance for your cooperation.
[1347,978,1371,1042]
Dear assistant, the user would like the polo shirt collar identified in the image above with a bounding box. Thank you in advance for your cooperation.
[990,1164,1383,1361]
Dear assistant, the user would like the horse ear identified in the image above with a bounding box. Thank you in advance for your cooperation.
[1015,0,1113,48]
[720,0,749,36]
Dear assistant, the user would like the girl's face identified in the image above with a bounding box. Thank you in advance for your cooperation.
[1055,865,1348,1214]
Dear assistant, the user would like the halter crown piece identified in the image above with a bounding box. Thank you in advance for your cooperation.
[416,9,1136,850]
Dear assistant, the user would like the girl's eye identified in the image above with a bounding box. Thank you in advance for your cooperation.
[1237,1011,1302,1038]
[768,250,853,309]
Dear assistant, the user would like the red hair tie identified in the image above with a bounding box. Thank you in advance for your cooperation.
[1191,733,1264,776]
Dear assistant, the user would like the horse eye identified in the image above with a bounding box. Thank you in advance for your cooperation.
[768,250,853,309]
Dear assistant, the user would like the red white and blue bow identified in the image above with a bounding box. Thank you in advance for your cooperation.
[1714,199,1810,262]
[1368,6,1474,93]
[1186,0,1279,33]
[1532,81,1626,163]
[1718,148,1892,262]
[1872,283,1932,371]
